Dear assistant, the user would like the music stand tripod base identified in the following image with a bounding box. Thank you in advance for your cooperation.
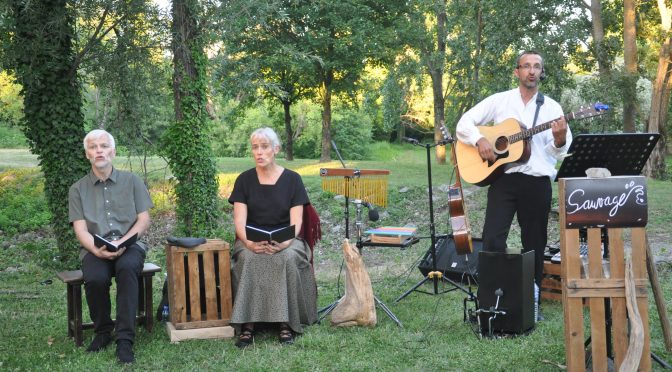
[394,268,471,302]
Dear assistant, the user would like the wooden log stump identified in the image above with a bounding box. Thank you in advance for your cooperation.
[330,239,376,327]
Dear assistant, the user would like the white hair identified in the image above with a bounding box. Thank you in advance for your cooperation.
[250,127,281,149]
[83,129,115,150]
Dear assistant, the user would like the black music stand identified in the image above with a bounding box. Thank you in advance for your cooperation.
[555,133,670,369]
[555,133,660,180]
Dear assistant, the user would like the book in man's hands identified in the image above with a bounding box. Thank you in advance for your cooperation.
[94,233,138,252]
[245,225,296,243]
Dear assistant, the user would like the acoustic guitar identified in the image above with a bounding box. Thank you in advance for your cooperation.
[439,124,473,255]
[455,103,609,186]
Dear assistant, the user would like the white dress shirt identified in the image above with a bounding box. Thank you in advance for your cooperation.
[456,88,572,180]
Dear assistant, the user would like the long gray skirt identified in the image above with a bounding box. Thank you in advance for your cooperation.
[230,239,317,334]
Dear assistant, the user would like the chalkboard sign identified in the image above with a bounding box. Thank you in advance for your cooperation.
[562,176,648,228]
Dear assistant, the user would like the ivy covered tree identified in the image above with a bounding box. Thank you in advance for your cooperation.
[2,0,90,264]
[164,0,220,235]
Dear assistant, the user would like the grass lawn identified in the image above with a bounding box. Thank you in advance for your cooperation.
[1,146,671,370]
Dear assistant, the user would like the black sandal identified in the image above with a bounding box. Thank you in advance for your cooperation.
[235,327,254,349]
[278,324,294,345]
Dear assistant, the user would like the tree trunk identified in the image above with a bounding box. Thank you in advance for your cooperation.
[644,2,672,179]
[397,121,406,143]
[590,0,611,76]
[645,37,670,179]
[622,0,637,133]
[320,69,334,162]
[283,100,294,161]
[167,0,220,235]
[431,1,447,164]
[431,68,446,164]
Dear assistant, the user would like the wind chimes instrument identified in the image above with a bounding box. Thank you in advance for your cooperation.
[320,168,390,207]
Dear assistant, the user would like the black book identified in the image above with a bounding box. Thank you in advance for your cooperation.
[94,233,138,252]
[245,225,296,243]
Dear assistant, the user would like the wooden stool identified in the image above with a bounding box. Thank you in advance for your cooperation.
[56,262,161,346]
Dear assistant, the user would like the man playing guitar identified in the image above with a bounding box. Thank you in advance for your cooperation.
[455,50,572,321]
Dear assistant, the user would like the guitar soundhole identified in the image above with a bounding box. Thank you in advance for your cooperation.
[494,136,508,152]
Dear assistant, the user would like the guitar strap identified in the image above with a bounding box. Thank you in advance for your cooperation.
[532,92,545,128]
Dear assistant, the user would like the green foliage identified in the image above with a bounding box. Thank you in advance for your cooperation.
[212,101,277,157]
[79,2,172,160]
[0,169,50,236]
[403,0,578,131]
[163,0,220,236]
[291,101,324,159]
[381,70,408,141]
[214,1,317,160]
[0,124,27,148]
[3,0,90,264]
[330,109,374,160]
[566,71,652,134]
[0,65,26,149]
[0,71,24,129]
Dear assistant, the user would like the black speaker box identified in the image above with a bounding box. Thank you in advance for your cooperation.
[418,236,482,284]
[477,251,535,334]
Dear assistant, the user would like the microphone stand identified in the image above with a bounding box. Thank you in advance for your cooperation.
[317,142,402,327]
[395,136,471,302]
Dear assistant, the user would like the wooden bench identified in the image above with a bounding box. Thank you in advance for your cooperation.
[56,262,161,346]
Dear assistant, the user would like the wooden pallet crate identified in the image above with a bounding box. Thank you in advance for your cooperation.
[541,260,562,301]
[165,239,232,331]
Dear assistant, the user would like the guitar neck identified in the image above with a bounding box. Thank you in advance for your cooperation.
[509,113,569,144]
[450,146,463,186]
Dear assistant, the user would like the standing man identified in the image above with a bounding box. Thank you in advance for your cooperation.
[456,50,572,320]
[68,129,153,363]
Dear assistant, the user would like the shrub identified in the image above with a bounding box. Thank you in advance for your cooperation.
[330,109,373,160]
[0,169,51,236]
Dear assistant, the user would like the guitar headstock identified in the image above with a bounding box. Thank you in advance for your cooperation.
[569,102,610,120]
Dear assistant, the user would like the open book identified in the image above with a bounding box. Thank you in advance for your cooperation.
[94,233,138,252]
[245,225,295,243]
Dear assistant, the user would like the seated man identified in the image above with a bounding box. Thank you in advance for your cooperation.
[68,129,153,363]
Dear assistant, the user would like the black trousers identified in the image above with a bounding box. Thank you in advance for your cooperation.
[481,173,551,287]
[82,244,145,342]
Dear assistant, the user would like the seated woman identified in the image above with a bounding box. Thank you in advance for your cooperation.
[228,127,317,348]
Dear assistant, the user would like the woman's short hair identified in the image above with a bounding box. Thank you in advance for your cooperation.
[250,127,281,149]
[83,129,116,150]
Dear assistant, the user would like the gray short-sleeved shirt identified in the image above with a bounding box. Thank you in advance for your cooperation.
[69,168,153,260]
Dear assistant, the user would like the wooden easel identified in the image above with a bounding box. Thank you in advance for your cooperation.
[559,176,650,371]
